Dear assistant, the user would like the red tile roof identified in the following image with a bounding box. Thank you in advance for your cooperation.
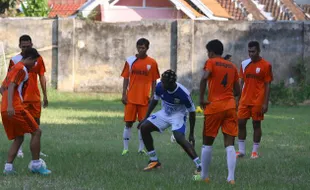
[48,0,87,17]
[216,0,246,20]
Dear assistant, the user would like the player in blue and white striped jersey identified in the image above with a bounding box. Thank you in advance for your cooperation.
[138,70,201,174]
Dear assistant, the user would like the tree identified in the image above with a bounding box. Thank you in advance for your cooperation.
[0,0,18,16]
[21,0,50,17]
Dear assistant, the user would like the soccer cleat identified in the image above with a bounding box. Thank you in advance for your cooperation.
[236,151,245,158]
[121,150,129,156]
[138,150,147,155]
[143,160,161,171]
[30,165,51,175]
[251,152,259,159]
[40,152,48,157]
[228,180,235,185]
[192,175,210,183]
[17,150,24,158]
[3,169,17,175]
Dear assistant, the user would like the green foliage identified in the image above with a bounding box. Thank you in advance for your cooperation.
[270,58,310,106]
[0,0,18,16]
[21,0,50,17]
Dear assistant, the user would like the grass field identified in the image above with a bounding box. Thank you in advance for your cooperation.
[0,89,309,190]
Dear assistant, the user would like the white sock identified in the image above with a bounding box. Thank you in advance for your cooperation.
[31,159,42,169]
[201,145,212,180]
[18,146,23,153]
[252,142,260,153]
[226,146,236,181]
[193,157,202,168]
[4,163,13,171]
[138,129,145,152]
[238,139,245,154]
[123,127,131,150]
[148,150,158,161]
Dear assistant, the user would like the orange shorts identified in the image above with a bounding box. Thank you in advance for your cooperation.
[203,108,238,138]
[23,101,41,119]
[124,103,148,122]
[238,104,264,121]
[1,110,39,140]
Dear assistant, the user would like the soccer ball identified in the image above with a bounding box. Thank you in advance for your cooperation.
[28,158,47,171]
[170,134,176,143]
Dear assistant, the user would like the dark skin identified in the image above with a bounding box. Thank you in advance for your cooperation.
[138,78,198,161]
[122,44,156,128]
[199,51,241,147]
[1,57,42,163]
[238,46,271,143]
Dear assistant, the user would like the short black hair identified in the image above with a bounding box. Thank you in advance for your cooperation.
[136,38,150,49]
[224,54,232,60]
[206,39,224,56]
[23,48,40,59]
[19,35,32,43]
[248,41,260,52]
[161,69,177,83]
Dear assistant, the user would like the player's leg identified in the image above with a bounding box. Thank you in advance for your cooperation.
[122,104,137,155]
[140,111,169,171]
[222,109,238,184]
[16,103,32,158]
[237,104,250,157]
[4,136,24,174]
[251,106,264,159]
[194,113,221,182]
[137,105,148,154]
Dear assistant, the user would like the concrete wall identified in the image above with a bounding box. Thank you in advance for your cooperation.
[1,18,310,92]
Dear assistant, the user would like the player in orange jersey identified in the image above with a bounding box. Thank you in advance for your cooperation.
[120,38,160,156]
[193,40,240,184]
[236,41,273,159]
[0,48,51,175]
[8,35,48,158]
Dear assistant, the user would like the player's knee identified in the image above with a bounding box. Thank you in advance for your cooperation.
[252,120,261,129]
[238,119,247,128]
[15,136,24,143]
[32,128,42,137]
[125,122,134,128]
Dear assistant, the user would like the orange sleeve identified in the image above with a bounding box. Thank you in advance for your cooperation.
[239,65,244,79]
[264,64,273,82]
[8,60,14,72]
[10,69,26,85]
[38,57,46,76]
[121,62,130,79]
[151,61,160,81]
[203,60,213,72]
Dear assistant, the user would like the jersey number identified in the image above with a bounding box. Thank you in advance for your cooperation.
[221,73,228,87]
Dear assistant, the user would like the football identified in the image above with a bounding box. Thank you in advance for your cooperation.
[28,158,47,171]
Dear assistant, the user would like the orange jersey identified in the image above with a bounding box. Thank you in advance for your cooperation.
[9,54,46,102]
[239,58,273,106]
[121,55,160,105]
[203,57,239,114]
[1,62,28,111]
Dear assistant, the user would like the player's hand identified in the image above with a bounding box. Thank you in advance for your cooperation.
[262,104,268,114]
[43,96,48,108]
[200,100,210,110]
[121,94,127,105]
[189,134,195,147]
[7,106,15,117]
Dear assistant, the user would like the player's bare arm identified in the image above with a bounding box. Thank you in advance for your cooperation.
[7,82,16,117]
[262,82,271,114]
[0,85,4,95]
[188,111,196,147]
[150,80,156,99]
[39,75,48,108]
[233,81,241,109]
[199,70,211,109]
[121,78,129,105]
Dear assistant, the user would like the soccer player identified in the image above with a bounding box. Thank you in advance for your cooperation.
[138,70,202,173]
[8,35,48,158]
[236,41,273,159]
[0,48,51,175]
[194,39,240,184]
[120,38,160,155]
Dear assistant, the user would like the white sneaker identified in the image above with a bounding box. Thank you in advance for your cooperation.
[17,150,24,158]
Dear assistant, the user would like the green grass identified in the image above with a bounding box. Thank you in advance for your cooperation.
[0,89,310,190]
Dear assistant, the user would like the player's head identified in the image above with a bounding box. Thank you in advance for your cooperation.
[161,69,177,91]
[224,54,232,61]
[136,38,149,58]
[22,48,40,69]
[206,40,224,58]
[19,35,33,54]
[248,41,260,61]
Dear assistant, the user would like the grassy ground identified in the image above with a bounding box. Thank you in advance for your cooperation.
[0,89,309,190]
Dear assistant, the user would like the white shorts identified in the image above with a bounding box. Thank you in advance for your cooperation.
[147,110,187,134]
